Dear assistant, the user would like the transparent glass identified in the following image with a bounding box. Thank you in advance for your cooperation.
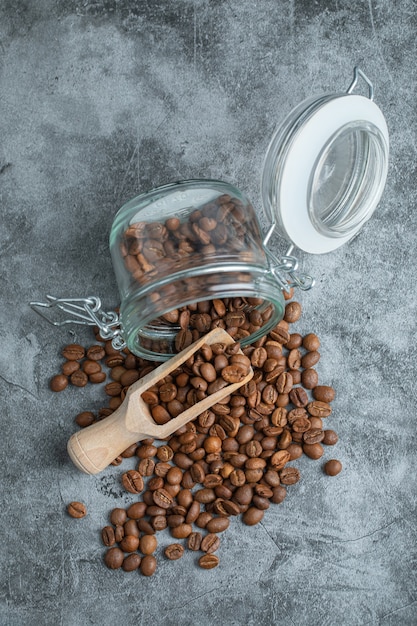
[308,121,388,237]
[110,180,285,361]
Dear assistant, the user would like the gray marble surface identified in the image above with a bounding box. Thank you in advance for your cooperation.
[1,1,416,625]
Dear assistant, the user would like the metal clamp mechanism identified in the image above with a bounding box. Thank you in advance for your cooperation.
[347,66,374,101]
[264,246,315,293]
[29,295,126,350]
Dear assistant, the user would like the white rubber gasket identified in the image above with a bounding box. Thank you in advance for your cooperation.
[278,95,389,254]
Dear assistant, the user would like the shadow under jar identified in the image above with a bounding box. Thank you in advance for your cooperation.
[110,180,285,361]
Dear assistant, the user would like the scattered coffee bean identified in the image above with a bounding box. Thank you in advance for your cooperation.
[140,554,157,576]
[67,501,87,519]
[198,554,220,569]
[164,543,185,560]
[324,459,342,476]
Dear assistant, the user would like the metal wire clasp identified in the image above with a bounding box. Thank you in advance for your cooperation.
[347,66,374,101]
[29,295,126,350]
[265,246,315,292]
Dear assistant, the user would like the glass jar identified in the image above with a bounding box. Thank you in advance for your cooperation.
[31,68,389,360]
[109,179,287,360]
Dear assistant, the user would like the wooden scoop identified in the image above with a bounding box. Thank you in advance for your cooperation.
[67,328,253,475]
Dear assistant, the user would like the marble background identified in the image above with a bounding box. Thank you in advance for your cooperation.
[1,1,416,624]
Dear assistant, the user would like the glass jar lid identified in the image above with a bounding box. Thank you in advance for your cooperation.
[261,68,389,254]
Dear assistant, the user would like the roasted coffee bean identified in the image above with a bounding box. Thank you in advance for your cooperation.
[171,523,193,539]
[139,534,157,555]
[307,401,332,418]
[140,555,157,576]
[138,458,155,476]
[279,467,301,485]
[303,428,325,444]
[271,485,287,504]
[165,543,185,560]
[187,531,203,551]
[61,360,80,376]
[206,517,230,533]
[284,301,302,323]
[127,502,146,519]
[152,488,174,509]
[323,429,339,445]
[124,519,140,538]
[313,385,336,403]
[199,554,219,569]
[270,450,290,471]
[301,368,318,390]
[303,333,320,351]
[82,359,102,375]
[200,533,220,553]
[122,470,144,494]
[289,387,308,407]
[324,459,342,476]
[104,547,124,570]
[110,508,127,526]
[86,345,106,361]
[242,507,264,525]
[62,344,85,361]
[301,351,320,369]
[101,526,116,547]
[67,501,87,519]
[69,370,89,387]
[50,374,68,392]
[120,535,140,553]
[122,553,141,572]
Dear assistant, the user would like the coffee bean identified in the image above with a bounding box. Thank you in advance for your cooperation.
[313,385,336,403]
[140,554,157,576]
[139,534,157,555]
[86,345,106,361]
[104,547,124,570]
[303,442,324,460]
[50,374,68,392]
[206,517,230,533]
[199,554,219,569]
[110,508,127,526]
[302,333,320,351]
[67,501,87,519]
[75,411,95,427]
[284,301,302,323]
[62,344,85,361]
[153,488,174,509]
[289,387,308,407]
[62,360,80,376]
[164,543,185,560]
[301,368,318,389]
[279,467,301,485]
[101,526,116,547]
[303,429,325,445]
[201,533,220,553]
[324,459,342,476]
[122,470,144,494]
[307,401,332,418]
[323,430,339,445]
[122,553,141,572]
[301,351,320,369]
[242,507,264,525]
[70,370,88,387]
[120,535,140,553]
[187,531,202,551]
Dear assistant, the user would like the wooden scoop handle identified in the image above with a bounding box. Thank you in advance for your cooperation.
[67,403,144,474]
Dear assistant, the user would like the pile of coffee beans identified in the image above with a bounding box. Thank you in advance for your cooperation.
[57,296,342,575]
[141,341,252,425]
[140,296,274,356]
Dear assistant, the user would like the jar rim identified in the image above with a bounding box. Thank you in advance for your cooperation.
[261,93,389,254]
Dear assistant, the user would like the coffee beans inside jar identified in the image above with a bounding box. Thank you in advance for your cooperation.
[58,296,342,575]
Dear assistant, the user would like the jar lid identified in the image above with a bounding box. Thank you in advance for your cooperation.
[261,68,389,254]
